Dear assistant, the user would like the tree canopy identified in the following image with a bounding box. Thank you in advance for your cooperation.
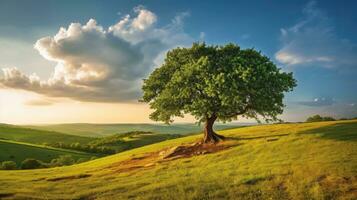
[306,115,336,122]
[142,43,297,143]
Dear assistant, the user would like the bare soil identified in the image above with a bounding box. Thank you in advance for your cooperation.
[106,140,238,173]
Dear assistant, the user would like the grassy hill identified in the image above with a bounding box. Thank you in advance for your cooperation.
[0,124,95,145]
[0,120,356,199]
[26,123,246,137]
[0,139,95,165]
[89,131,181,152]
[0,124,185,163]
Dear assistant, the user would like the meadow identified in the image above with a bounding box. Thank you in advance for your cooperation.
[0,139,95,165]
[0,124,94,145]
[0,125,183,166]
[0,120,356,199]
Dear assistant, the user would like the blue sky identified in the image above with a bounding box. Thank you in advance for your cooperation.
[0,0,356,123]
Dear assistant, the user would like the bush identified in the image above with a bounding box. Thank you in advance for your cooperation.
[306,115,336,122]
[21,159,46,169]
[50,155,75,167]
[1,161,17,170]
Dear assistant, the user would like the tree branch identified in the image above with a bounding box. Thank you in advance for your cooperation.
[227,105,251,118]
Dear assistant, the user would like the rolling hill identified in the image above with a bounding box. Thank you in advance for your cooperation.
[89,131,181,152]
[0,139,96,165]
[0,120,356,199]
[26,123,248,137]
[0,125,183,165]
[0,124,95,145]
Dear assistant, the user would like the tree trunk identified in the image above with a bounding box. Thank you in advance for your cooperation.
[203,114,225,143]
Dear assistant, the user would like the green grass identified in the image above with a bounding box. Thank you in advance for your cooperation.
[0,139,96,165]
[89,131,181,152]
[0,124,185,162]
[0,124,95,145]
[26,123,246,137]
[0,120,356,199]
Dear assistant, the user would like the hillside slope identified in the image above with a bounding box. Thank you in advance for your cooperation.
[89,131,181,152]
[0,120,356,199]
[0,140,96,165]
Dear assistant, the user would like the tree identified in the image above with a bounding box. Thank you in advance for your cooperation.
[50,155,75,167]
[141,43,297,143]
[1,161,17,170]
[306,114,335,122]
[21,159,46,169]
[306,114,323,122]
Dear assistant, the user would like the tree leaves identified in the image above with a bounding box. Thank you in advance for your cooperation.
[141,43,297,123]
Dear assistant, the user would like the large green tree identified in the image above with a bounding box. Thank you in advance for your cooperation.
[141,43,297,143]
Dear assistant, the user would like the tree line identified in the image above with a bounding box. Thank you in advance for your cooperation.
[0,155,97,170]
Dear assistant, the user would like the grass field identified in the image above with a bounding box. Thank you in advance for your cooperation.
[0,124,186,163]
[0,125,183,165]
[0,124,95,145]
[0,120,356,199]
[90,131,181,152]
[0,139,96,165]
[26,123,247,137]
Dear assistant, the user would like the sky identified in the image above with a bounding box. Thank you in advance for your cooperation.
[0,0,356,124]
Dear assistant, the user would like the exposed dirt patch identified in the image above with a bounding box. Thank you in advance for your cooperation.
[106,140,238,173]
[32,177,46,181]
[315,175,357,197]
[0,193,15,198]
[243,176,274,185]
[159,141,233,160]
[107,151,159,173]
[47,174,92,182]
[266,138,279,142]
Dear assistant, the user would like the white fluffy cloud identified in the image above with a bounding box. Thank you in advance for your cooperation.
[0,7,192,102]
[275,1,357,68]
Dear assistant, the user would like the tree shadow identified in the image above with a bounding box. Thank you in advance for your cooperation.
[298,122,357,141]
[225,133,290,141]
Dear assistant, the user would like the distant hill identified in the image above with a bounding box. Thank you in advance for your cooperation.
[0,124,95,145]
[26,123,250,137]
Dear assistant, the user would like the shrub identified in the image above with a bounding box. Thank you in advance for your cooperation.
[21,159,46,169]
[1,161,17,170]
[50,155,75,167]
[306,115,335,122]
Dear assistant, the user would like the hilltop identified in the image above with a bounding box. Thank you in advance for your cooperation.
[0,120,356,199]
[0,124,94,145]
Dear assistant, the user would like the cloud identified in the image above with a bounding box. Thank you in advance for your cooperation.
[25,99,55,106]
[297,97,335,107]
[0,6,192,102]
[275,1,357,68]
